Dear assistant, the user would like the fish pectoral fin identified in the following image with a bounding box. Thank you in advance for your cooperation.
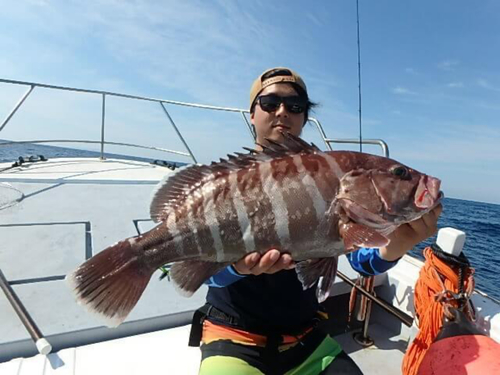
[169,260,229,296]
[295,256,338,303]
[340,223,389,251]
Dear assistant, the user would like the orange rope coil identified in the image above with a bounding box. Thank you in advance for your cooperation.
[402,247,475,375]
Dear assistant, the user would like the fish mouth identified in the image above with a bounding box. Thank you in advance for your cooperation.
[415,175,443,209]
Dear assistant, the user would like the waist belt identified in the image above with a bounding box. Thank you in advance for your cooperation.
[188,304,239,347]
[188,304,326,348]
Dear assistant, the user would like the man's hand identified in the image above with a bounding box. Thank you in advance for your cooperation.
[233,249,295,275]
[379,204,443,261]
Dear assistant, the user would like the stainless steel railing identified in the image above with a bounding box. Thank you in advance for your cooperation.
[0,78,258,163]
[0,78,389,164]
[308,118,389,157]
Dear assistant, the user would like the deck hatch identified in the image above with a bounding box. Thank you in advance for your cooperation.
[0,221,91,284]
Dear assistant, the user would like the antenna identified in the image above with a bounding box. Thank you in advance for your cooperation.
[356,0,363,152]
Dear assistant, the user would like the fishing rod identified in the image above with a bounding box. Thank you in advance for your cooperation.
[337,270,414,327]
[356,0,363,153]
[0,269,52,356]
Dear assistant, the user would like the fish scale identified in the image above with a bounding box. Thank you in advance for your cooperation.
[66,133,442,327]
[228,171,256,254]
[259,161,291,250]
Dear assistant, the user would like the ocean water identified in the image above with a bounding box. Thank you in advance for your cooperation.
[1,142,500,300]
[412,198,500,300]
[0,140,165,165]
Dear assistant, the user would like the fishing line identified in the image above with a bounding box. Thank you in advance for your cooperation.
[356,0,363,153]
[0,182,24,210]
[0,155,45,209]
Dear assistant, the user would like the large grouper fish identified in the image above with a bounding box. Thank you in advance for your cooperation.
[67,133,442,327]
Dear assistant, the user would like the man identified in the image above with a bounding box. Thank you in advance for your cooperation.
[193,67,441,374]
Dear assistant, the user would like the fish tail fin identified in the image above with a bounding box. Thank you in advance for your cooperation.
[66,238,154,327]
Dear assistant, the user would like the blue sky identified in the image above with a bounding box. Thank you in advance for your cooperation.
[0,0,499,204]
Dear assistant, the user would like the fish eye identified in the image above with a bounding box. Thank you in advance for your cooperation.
[391,166,409,178]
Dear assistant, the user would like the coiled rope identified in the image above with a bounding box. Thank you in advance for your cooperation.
[402,245,475,375]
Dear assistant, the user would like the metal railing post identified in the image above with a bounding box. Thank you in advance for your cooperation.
[100,94,106,160]
[0,85,35,133]
[325,138,389,158]
[159,102,197,164]
[240,111,256,140]
[308,118,333,151]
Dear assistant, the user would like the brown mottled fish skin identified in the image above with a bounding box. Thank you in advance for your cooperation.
[66,134,442,327]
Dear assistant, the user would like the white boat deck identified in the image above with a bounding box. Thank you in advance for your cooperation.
[1,322,410,375]
[1,325,202,375]
[0,158,207,362]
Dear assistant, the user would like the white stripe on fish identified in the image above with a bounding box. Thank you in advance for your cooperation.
[166,213,183,256]
[259,161,291,250]
[203,182,225,262]
[292,155,328,228]
[228,171,255,254]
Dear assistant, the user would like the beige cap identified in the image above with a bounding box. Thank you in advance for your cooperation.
[249,67,307,110]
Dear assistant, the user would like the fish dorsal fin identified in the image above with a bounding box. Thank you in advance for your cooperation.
[150,164,212,223]
[149,154,270,223]
[150,133,321,223]
[259,132,321,156]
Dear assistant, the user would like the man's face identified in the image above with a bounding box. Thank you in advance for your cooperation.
[250,83,305,148]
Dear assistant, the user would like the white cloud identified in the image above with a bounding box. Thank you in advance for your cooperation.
[477,102,500,111]
[306,12,324,27]
[1,1,285,108]
[394,122,500,165]
[438,60,460,71]
[392,87,418,95]
[477,79,500,92]
[447,82,464,88]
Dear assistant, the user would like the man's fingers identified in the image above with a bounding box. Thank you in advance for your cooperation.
[234,250,295,275]
[245,253,261,268]
[250,250,281,275]
[380,204,443,260]
[421,213,438,233]
[408,217,426,233]
[422,204,442,229]
[266,254,294,274]
[233,253,260,275]
[408,213,438,241]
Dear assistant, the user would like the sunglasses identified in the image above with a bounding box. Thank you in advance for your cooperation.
[256,94,307,114]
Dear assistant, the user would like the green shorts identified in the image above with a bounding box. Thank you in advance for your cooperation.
[199,332,344,375]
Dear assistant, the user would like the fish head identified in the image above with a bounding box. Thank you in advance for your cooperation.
[336,154,442,232]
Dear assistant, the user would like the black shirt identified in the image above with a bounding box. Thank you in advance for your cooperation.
[206,269,319,334]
